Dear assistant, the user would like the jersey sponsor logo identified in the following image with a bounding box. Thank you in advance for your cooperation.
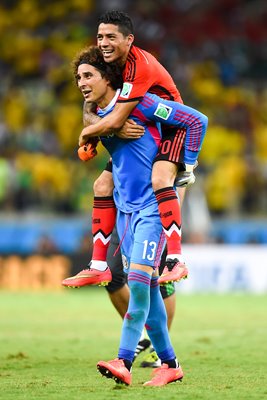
[154,103,172,120]
[120,82,133,98]
[160,211,173,218]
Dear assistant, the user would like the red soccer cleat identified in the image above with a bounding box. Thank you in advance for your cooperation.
[158,259,188,285]
[143,363,183,387]
[62,264,112,287]
[97,358,132,385]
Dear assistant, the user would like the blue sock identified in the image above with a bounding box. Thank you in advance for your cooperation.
[118,269,151,363]
[146,277,177,363]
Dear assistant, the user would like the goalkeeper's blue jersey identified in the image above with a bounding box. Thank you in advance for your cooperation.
[98,89,207,213]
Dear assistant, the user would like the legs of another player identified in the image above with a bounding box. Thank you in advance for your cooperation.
[152,160,188,284]
[108,284,129,318]
[177,186,186,208]
[91,170,115,268]
[163,291,176,330]
[61,170,115,287]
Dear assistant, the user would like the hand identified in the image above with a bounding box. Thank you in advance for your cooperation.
[175,161,198,187]
[78,139,98,162]
[116,119,145,139]
[175,171,196,187]
[79,127,93,146]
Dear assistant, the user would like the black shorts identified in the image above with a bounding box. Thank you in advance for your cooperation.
[154,126,185,166]
[105,159,113,172]
[105,229,127,293]
[106,228,175,299]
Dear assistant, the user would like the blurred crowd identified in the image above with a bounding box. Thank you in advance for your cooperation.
[0,0,267,217]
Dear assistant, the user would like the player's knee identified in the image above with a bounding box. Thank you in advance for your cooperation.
[93,174,114,197]
[152,174,167,191]
[152,163,176,191]
[125,309,147,325]
[128,279,149,303]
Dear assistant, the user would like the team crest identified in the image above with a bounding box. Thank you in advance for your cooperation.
[154,103,173,120]
[120,82,133,98]
[121,254,129,271]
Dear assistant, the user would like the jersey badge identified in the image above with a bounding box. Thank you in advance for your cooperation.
[120,82,133,98]
[154,103,173,120]
[122,254,129,271]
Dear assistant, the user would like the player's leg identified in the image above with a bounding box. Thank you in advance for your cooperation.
[90,167,116,270]
[97,261,154,385]
[97,204,183,386]
[143,270,183,387]
[105,230,129,317]
[137,233,182,386]
[97,263,183,387]
[152,128,188,284]
[97,206,156,384]
[107,237,176,366]
[158,246,176,329]
[62,164,115,287]
[140,246,176,368]
[177,186,186,208]
[108,286,129,318]
[105,228,151,359]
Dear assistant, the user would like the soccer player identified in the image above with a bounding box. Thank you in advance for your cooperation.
[69,10,197,285]
[67,45,207,386]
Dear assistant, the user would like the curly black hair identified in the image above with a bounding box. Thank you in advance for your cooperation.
[72,45,123,90]
[98,10,134,36]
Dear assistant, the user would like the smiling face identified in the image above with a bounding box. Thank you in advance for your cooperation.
[76,64,111,108]
[97,23,134,65]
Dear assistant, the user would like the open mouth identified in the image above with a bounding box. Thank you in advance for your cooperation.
[82,90,92,99]
[101,49,114,58]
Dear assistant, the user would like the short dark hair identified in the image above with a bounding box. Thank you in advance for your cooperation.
[98,10,134,36]
[72,45,123,90]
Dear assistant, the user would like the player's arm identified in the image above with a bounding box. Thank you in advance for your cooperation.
[79,101,144,146]
[145,93,208,166]
[77,102,100,162]
[83,101,100,126]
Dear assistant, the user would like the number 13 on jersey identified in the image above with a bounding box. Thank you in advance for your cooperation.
[142,240,157,261]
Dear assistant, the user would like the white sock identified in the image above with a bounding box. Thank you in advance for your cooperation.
[90,260,108,271]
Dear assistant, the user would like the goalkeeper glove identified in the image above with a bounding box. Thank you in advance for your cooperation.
[78,141,98,162]
[175,161,198,187]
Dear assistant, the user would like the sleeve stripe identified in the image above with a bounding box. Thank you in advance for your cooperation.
[174,110,203,151]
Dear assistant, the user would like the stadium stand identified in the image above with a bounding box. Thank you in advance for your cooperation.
[0,0,266,248]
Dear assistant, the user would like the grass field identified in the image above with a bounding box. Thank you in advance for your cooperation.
[1,289,267,400]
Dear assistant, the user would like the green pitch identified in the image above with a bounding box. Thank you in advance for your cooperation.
[0,290,266,400]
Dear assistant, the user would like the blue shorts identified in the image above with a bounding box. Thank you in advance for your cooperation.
[116,203,166,273]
